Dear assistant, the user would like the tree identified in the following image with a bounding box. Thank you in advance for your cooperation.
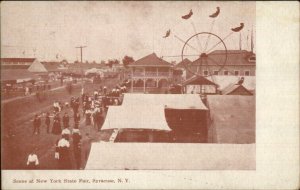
[107,59,114,68]
[122,56,135,68]
[100,60,106,65]
[113,59,120,65]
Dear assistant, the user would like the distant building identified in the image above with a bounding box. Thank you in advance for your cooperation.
[185,50,256,80]
[221,84,253,95]
[128,53,173,92]
[0,58,47,73]
[181,75,218,94]
[1,58,36,70]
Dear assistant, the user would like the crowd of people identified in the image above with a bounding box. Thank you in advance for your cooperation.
[28,82,127,169]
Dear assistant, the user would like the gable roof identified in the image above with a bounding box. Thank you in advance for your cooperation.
[175,58,192,68]
[182,75,218,86]
[1,58,36,63]
[222,84,253,95]
[129,53,172,67]
[191,50,255,66]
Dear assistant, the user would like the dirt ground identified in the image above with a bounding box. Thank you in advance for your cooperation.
[1,77,120,169]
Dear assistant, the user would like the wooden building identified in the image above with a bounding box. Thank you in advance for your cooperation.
[128,53,173,93]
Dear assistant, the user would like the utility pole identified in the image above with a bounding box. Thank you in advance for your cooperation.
[75,45,87,90]
[75,46,87,63]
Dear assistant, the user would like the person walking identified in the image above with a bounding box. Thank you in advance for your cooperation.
[72,127,82,169]
[52,114,62,135]
[74,112,81,126]
[62,113,70,129]
[33,114,41,135]
[45,112,51,134]
[57,136,71,169]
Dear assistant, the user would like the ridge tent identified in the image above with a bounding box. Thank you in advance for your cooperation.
[122,93,208,110]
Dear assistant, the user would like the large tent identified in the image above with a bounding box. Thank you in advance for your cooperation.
[122,93,208,110]
[207,95,255,144]
[85,142,255,170]
[101,105,171,131]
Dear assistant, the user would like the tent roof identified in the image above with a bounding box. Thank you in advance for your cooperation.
[207,95,255,144]
[28,60,48,73]
[175,58,192,68]
[206,76,255,91]
[129,53,172,67]
[1,69,37,81]
[122,93,208,110]
[182,75,218,86]
[101,105,171,131]
[222,84,253,95]
[85,143,255,170]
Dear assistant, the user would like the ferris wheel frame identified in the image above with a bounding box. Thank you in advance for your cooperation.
[181,32,228,77]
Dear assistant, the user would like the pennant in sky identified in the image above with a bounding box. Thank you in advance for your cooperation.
[163,30,171,38]
[209,7,220,18]
[182,9,193,20]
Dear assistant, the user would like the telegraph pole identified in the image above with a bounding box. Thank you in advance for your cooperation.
[75,46,87,90]
[75,46,87,63]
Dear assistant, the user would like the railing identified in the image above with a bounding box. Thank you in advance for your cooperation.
[132,72,170,77]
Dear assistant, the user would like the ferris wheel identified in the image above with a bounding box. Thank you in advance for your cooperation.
[161,6,245,78]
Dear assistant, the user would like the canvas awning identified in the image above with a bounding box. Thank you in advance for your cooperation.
[101,105,171,131]
[122,94,208,110]
[85,142,255,170]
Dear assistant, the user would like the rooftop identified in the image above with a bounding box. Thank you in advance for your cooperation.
[1,58,36,63]
[191,50,255,66]
[129,53,172,67]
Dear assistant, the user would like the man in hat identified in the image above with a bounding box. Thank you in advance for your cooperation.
[33,114,41,135]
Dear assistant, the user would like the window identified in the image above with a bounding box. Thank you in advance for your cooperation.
[203,71,208,76]
[244,71,250,76]
[248,56,256,62]
[234,70,239,76]
[213,71,219,75]
[223,71,229,75]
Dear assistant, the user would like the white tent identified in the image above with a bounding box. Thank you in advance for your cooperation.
[101,105,171,131]
[206,76,256,91]
[122,94,208,110]
[85,142,255,170]
[85,68,104,77]
[27,59,48,73]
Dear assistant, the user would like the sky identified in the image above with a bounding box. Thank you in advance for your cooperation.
[1,1,255,63]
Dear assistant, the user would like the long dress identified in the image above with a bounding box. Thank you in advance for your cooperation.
[52,120,62,135]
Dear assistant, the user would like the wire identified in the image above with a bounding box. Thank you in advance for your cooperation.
[191,22,203,52]
[204,19,216,52]
[206,31,234,54]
